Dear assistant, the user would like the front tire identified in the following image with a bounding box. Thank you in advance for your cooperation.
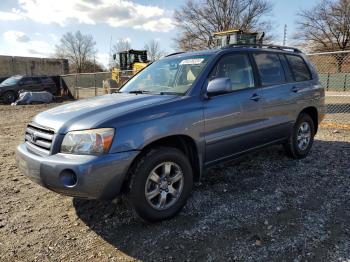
[128,147,193,222]
[284,113,315,159]
[2,91,16,104]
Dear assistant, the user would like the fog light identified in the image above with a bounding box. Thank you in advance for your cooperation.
[59,169,77,187]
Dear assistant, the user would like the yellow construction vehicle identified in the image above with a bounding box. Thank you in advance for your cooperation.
[210,29,264,48]
[111,49,149,87]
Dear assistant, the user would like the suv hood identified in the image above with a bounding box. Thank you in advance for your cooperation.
[33,93,177,133]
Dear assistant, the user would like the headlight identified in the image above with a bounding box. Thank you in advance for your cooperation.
[60,128,115,155]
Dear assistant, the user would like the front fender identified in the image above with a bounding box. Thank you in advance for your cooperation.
[107,96,204,153]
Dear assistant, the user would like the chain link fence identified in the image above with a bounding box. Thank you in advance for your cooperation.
[307,51,350,126]
[60,72,112,99]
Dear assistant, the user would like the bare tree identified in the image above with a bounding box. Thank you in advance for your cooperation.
[83,60,105,73]
[296,0,350,72]
[55,31,97,73]
[144,40,165,61]
[174,0,272,51]
[112,38,131,54]
[111,39,131,68]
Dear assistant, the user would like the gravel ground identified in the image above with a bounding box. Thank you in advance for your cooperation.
[0,103,350,262]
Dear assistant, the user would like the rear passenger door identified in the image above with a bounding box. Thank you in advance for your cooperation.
[285,54,314,110]
[31,77,43,91]
[203,53,265,163]
[41,77,57,94]
[19,77,35,91]
[253,52,296,142]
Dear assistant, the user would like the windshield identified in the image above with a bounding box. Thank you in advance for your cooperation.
[120,54,213,95]
[0,76,22,86]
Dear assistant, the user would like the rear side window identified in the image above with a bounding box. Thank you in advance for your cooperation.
[21,77,33,84]
[209,54,255,91]
[286,55,312,82]
[32,78,42,84]
[40,77,52,83]
[253,53,285,86]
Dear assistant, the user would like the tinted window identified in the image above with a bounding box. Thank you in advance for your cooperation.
[278,55,294,82]
[254,53,285,86]
[41,77,52,83]
[21,77,33,85]
[286,55,312,82]
[32,78,42,84]
[210,54,255,91]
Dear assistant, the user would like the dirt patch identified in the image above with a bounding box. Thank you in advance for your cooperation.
[0,104,350,261]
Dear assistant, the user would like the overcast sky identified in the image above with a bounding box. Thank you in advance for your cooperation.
[0,0,320,67]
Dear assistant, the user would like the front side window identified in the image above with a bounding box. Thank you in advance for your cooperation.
[120,55,213,95]
[209,54,255,91]
[286,55,312,82]
[254,53,285,86]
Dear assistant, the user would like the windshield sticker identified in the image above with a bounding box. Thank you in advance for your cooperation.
[180,58,204,65]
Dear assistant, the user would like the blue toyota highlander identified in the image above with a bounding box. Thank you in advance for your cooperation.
[16,45,325,221]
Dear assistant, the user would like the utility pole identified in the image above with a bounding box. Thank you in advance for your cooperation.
[283,24,287,46]
[108,35,113,70]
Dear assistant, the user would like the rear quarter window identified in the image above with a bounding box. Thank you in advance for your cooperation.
[40,77,53,83]
[253,53,285,86]
[286,55,312,82]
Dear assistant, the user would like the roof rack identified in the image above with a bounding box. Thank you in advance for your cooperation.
[165,52,186,57]
[222,44,302,53]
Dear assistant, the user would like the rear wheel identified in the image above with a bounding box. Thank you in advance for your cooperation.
[284,113,315,159]
[128,147,193,222]
[2,91,16,104]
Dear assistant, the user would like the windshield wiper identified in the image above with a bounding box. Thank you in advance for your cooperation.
[127,90,181,96]
[158,91,182,95]
[128,90,151,94]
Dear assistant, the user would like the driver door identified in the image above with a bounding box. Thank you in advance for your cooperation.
[203,53,265,164]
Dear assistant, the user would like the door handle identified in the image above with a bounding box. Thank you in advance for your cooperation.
[250,93,261,102]
[291,86,299,93]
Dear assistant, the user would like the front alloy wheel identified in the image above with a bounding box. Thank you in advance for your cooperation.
[128,147,193,222]
[2,91,16,104]
[145,162,184,210]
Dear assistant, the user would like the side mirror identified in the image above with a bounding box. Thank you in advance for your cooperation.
[206,77,232,97]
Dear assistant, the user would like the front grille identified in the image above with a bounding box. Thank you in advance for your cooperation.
[25,123,55,154]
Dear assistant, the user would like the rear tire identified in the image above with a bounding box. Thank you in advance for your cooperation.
[128,147,193,222]
[2,91,16,104]
[284,113,315,159]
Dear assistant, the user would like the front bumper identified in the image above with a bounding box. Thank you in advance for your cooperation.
[16,143,139,199]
